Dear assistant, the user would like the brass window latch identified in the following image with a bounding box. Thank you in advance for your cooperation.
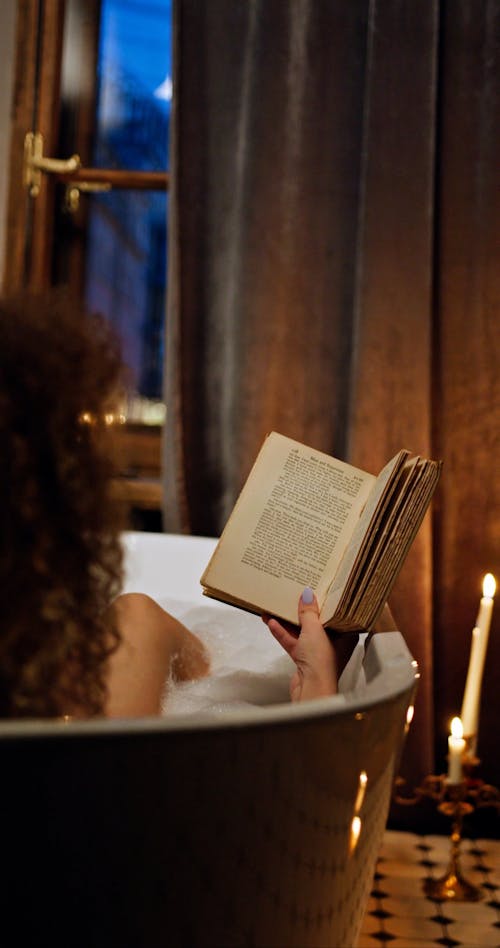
[23,130,169,211]
[24,131,81,197]
[64,181,111,213]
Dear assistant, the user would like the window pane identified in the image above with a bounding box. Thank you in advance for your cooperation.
[85,0,171,420]
[93,0,172,172]
[85,189,167,414]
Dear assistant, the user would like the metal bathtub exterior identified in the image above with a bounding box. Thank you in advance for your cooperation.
[0,532,418,948]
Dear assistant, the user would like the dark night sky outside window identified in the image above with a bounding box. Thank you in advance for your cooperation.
[85,0,172,419]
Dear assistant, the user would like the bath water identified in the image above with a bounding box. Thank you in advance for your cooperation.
[159,598,367,716]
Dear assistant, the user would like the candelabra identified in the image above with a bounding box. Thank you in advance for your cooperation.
[394,749,499,902]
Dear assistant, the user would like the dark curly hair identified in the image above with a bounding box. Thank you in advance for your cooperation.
[0,289,126,717]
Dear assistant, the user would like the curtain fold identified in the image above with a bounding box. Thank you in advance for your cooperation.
[346,0,439,784]
[164,0,499,797]
[433,0,500,797]
[164,0,372,534]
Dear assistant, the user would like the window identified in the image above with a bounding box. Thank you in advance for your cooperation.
[61,0,172,423]
[5,0,173,524]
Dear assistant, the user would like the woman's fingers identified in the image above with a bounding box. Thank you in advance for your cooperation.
[266,616,299,658]
[262,587,338,701]
[298,587,324,639]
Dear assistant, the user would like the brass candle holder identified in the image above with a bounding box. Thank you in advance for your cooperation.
[394,745,499,902]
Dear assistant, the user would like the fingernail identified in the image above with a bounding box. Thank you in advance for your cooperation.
[301,587,314,604]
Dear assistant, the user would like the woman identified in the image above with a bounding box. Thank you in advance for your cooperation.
[0,289,336,718]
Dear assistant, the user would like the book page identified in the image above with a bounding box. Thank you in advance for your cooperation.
[319,451,408,623]
[201,432,375,623]
[355,461,441,629]
[351,458,424,606]
[322,455,441,630]
[335,455,419,616]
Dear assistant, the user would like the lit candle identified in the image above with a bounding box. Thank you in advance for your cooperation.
[460,573,496,752]
[447,717,465,784]
[475,572,496,634]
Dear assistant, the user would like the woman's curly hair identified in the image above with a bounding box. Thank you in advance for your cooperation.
[0,289,126,718]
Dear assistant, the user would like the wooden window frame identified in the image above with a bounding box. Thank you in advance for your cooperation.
[4,0,168,524]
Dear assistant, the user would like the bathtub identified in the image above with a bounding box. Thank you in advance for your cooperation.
[0,531,418,948]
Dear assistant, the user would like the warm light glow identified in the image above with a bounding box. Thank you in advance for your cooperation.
[104,412,125,426]
[349,816,362,853]
[354,771,368,813]
[406,705,415,725]
[79,410,126,427]
[451,716,463,740]
[483,573,496,599]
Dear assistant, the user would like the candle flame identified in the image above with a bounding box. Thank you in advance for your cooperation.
[483,573,496,599]
[451,716,463,739]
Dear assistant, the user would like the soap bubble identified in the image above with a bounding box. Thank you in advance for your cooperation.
[158,600,294,716]
[158,598,366,718]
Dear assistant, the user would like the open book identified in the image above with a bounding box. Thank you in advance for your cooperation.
[200,432,442,631]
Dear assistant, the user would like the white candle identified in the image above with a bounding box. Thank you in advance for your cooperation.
[460,573,496,750]
[475,572,496,635]
[447,717,465,784]
[460,626,481,739]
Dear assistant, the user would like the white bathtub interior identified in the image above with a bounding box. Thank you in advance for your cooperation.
[121,530,415,721]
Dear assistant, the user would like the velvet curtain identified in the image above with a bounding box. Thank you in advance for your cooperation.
[163,0,500,805]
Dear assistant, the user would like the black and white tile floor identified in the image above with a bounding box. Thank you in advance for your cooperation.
[358,830,500,948]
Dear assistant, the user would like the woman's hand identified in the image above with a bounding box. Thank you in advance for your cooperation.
[263,588,338,702]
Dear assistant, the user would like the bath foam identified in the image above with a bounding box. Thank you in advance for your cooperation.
[159,599,366,716]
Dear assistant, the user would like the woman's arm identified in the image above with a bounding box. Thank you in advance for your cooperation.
[104,593,209,717]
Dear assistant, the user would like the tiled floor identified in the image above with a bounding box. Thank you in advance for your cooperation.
[358,830,500,948]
